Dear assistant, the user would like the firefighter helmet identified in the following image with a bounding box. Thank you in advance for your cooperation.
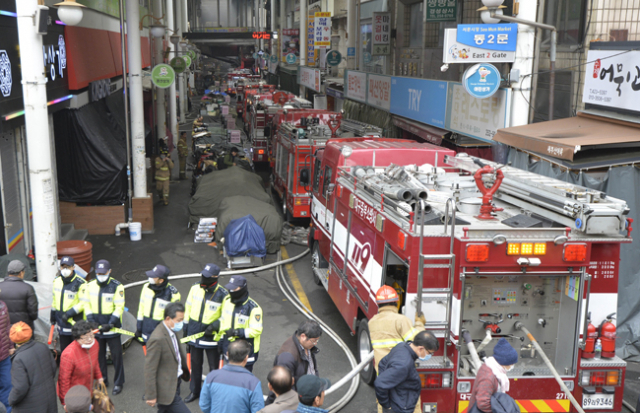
[376,285,399,304]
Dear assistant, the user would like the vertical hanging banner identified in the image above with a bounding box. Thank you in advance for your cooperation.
[372,12,391,55]
[281,28,300,63]
[314,12,331,49]
[307,15,316,66]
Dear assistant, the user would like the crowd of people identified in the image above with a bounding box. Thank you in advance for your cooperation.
[0,255,521,413]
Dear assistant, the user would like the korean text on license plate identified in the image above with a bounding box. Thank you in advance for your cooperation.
[582,393,614,409]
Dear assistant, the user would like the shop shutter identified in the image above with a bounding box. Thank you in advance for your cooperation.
[0,131,25,254]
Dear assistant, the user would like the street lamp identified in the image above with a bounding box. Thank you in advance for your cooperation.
[54,0,85,26]
[170,35,180,46]
[150,24,166,38]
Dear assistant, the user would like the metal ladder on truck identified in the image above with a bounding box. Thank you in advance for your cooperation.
[416,198,456,367]
[444,154,629,234]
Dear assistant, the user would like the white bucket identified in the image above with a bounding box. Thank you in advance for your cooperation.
[129,222,142,241]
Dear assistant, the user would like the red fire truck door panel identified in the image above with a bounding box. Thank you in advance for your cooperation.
[347,213,382,306]
[331,202,350,272]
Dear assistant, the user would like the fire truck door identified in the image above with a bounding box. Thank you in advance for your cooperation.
[347,213,381,305]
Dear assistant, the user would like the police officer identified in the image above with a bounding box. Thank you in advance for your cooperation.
[178,132,189,180]
[51,256,87,353]
[183,264,229,403]
[85,259,125,395]
[218,275,263,372]
[155,149,173,206]
[135,265,181,343]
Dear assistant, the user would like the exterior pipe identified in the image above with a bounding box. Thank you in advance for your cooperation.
[167,0,178,146]
[126,0,149,199]
[176,1,186,124]
[115,223,130,236]
[119,0,134,222]
[490,12,556,121]
[346,0,356,69]
[16,0,59,284]
[461,330,483,373]
[154,0,167,151]
[515,322,585,413]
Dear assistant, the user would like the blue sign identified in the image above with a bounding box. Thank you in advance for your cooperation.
[463,63,501,99]
[390,77,447,127]
[363,52,372,64]
[286,53,297,64]
[457,24,518,52]
[347,47,356,57]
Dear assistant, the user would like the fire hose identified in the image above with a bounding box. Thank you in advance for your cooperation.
[514,322,586,413]
[120,248,372,411]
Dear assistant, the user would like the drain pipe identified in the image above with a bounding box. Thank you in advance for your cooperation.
[489,13,556,121]
[461,330,482,373]
[515,322,585,413]
[118,0,133,228]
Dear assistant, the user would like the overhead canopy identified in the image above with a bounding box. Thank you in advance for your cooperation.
[493,112,640,161]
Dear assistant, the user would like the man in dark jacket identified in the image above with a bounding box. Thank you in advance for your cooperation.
[374,331,439,413]
[8,322,58,413]
[266,320,321,405]
[0,301,12,412]
[0,261,38,329]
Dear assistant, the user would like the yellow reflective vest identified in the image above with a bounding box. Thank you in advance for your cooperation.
[368,305,424,371]
[184,283,229,348]
[155,157,173,181]
[84,277,125,337]
[52,273,87,335]
[219,296,263,363]
[137,282,181,342]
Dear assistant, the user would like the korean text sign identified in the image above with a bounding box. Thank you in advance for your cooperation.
[345,70,367,102]
[299,67,321,92]
[307,15,316,66]
[314,12,331,49]
[372,12,391,55]
[368,74,391,111]
[582,49,640,113]
[426,0,457,22]
[390,77,447,127]
[456,24,518,52]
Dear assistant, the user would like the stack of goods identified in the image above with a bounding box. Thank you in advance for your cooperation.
[194,217,217,243]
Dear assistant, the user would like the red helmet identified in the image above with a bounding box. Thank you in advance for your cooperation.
[376,285,399,304]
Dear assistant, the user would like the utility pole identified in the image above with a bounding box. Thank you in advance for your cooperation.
[176,1,186,123]
[126,0,148,198]
[154,0,166,146]
[167,0,178,146]
[16,0,59,285]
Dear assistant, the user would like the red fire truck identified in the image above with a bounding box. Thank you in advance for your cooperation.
[309,143,631,413]
[246,92,297,163]
[272,116,382,220]
[226,69,254,95]
[236,81,275,115]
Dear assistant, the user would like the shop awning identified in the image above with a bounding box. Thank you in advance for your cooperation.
[392,116,450,145]
[493,112,640,161]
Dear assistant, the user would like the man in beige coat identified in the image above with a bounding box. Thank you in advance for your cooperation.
[144,302,191,412]
[258,366,298,413]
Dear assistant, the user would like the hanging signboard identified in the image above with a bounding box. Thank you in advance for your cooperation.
[426,0,457,22]
[367,74,391,111]
[462,63,501,99]
[456,24,518,51]
[314,12,331,49]
[298,66,321,92]
[271,54,278,63]
[286,53,298,64]
[372,12,391,55]
[281,29,300,63]
[170,57,186,73]
[445,82,510,142]
[183,55,192,68]
[443,29,516,63]
[390,77,447,127]
[188,50,197,60]
[344,70,367,103]
[307,15,316,66]
[583,49,640,113]
[151,64,176,89]
[326,50,342,66]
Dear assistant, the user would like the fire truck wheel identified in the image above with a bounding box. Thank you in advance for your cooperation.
[311,242,328,286]
[357,318,376,385]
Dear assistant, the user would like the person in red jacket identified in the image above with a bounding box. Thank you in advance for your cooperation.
[57,321,104,405]
[468,338,518,413]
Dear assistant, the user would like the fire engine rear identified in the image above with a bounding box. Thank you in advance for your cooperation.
[309,143,631,413]
[246,92,297,163]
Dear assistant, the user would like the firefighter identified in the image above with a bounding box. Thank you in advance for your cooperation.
[369,285,425,413]
[217,275,263,372]
[193,116,205,129]
[84,259,125,395]
[135,265,181,343]
[178,132,189,180]
[51,256,87,354]
[223,147,238,168]
[155,149,173,206]
[183,263,229,404]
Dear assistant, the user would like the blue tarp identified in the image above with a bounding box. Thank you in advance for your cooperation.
[223,215,267,258]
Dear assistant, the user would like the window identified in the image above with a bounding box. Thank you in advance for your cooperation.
[544,0,586,46]
[409,3,423,48]
[312,158,322,192]
[322,165,333,198]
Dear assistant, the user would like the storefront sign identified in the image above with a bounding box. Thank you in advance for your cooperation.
[271,54,278,63]
[367,74,391,111]
[281,29,300,63]
[89,78,112,102]
[347,47,355,57]
[372,12,391,55]
[151,64,176,89]
[445,82,510,142]
[314,12,331,49]
[426,0,457,22]
[299,66,321,92]
[307,15,316,66]
[0,51,11,98]
[170,57,186,73]
[583,49,640,113]
[286,53,297,64]
[390,77,447,127]
[326,50,342,66]
[443,29,516,63]
[252,31,272,39]
[326,88,344,100]
[188,50,197,60]
[345,70,367,103]
[456,24,518,52]
[463,63,501,99]
[183,55,192,67]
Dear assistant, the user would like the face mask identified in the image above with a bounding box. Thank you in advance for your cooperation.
[96,274,109,283]
[61,268,73,277]
[200,276,218,288]
[171,321,184,332]
[148,278,157,285]
[506,365,514,372]
[81,339,96,349]
[419,350,432,362]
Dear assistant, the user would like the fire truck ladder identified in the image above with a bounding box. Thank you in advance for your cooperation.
[416,198,456,366]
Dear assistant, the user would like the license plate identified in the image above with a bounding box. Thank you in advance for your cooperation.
[582,393,614,409]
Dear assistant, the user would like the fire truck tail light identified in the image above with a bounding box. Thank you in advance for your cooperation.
[398,231,407,250]
[521,243,533,255]
[580,370,621,387]
[534,243,546,255]
[581,372,591,386]
[294,198,310,206]
[563,243,587,262]
[466,244,490,262]
[258,149,265,154]
[507,243,520,255]
[419,372,451,389]
[606,371,620,386]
